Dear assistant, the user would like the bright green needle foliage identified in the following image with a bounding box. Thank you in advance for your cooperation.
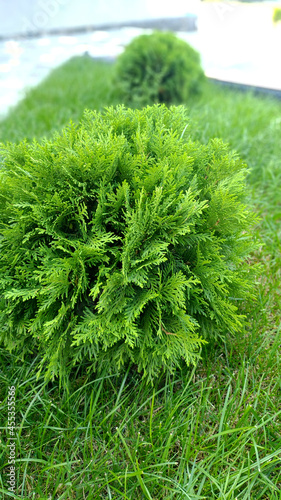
[0,104,258,381]
[114,31,205,106]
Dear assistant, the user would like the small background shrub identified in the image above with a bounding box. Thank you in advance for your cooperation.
[114,31,205,106]
[0,104,258,382]
[273,7,281,23]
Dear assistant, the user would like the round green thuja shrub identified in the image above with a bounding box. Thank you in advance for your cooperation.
[114,31,205,106]
[0,105,258,381]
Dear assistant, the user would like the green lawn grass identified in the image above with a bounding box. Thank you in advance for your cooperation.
[0,55,280,499]
[0,56,118,143]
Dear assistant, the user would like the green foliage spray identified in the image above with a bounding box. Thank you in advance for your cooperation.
[0,105,258,381]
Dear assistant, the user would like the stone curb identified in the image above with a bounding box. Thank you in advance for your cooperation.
[0,16,197,41]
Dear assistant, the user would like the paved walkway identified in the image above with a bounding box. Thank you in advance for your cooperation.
[0,1,280,117]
